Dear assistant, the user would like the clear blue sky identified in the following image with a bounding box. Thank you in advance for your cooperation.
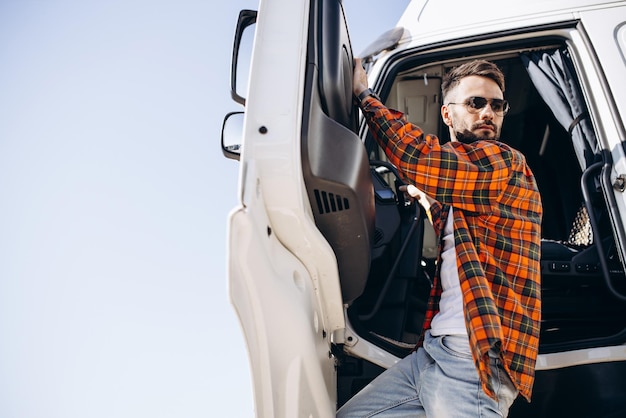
[0,1,408,416]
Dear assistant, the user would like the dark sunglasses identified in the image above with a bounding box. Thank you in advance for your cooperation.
[447,96,510,115]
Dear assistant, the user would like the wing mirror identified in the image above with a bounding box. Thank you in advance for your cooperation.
[221,10,256,161]
[221,111,244,160]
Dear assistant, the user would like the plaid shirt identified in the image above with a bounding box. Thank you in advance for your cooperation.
[361,97,542,402]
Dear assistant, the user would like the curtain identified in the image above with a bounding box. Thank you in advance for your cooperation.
[521,49,597,168]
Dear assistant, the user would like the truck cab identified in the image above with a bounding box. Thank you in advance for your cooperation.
[222,1,626,416]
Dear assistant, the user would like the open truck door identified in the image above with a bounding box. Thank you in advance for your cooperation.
[222,0,373,415]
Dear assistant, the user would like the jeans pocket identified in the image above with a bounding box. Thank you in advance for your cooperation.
[439,335,473,359]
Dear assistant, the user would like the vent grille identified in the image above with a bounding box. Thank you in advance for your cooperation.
[374,228,384,245]
[314,189,350,215]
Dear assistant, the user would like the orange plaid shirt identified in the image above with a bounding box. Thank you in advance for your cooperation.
[361,97,542,401]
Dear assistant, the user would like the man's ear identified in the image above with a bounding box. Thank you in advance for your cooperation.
[441,105,453,127]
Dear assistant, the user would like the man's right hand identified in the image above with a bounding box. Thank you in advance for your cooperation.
[399,184,435,211]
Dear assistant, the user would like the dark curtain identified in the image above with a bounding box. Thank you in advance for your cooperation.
[521,49,597,169]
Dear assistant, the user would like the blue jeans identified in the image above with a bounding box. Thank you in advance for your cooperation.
[336,331,518,417]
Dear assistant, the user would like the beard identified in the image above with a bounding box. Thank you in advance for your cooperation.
[454,120,500,144]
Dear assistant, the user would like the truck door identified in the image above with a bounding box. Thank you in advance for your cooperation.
[224,1,375,416]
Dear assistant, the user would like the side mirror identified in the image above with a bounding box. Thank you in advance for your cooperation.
[221,111,244,160]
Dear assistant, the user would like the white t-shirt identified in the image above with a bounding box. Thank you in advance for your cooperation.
[430,208,469,338]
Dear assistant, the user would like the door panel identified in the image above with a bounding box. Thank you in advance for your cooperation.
[301,0,375,304]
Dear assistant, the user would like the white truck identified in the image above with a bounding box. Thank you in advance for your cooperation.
[222,0,626,416]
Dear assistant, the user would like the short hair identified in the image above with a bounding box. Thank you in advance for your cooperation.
[441,60,505,100]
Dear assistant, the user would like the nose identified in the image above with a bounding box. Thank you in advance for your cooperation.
[479,103,495,119]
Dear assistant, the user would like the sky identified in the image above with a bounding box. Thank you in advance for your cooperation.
[0,1,409,417]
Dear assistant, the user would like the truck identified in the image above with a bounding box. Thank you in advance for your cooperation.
[221,0,626,416]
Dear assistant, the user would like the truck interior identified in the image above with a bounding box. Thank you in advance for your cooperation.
[343,43,626,416]
[352,42,626,350]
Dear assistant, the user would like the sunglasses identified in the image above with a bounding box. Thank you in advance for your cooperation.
[446,96,510,115]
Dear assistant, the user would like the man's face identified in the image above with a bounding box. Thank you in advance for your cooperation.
[441,75,505,143]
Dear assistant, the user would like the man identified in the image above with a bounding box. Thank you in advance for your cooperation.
[337,59,542,417]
